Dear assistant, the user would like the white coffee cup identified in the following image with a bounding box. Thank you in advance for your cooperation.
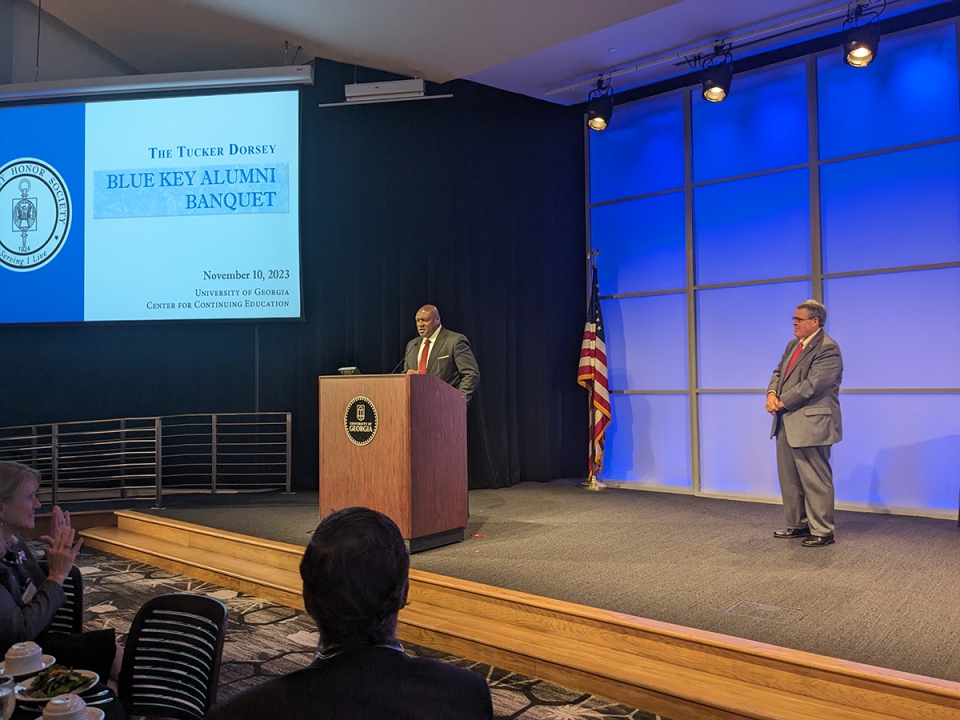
[4,641,42,675]
[42,693,87,720]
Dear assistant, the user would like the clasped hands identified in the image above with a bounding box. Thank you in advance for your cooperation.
[765,392,785,415]
[39,506,83,585]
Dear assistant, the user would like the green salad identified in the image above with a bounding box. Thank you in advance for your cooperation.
[26,665,89,698]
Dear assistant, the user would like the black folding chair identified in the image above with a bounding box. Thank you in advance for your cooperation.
[118,593,228,720]
[38,561,84,634]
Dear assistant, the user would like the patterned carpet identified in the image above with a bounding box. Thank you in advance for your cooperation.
[50,545,665,720]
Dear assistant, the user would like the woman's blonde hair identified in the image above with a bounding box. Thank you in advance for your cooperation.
[0,462,40,547]
[0,461,40,501]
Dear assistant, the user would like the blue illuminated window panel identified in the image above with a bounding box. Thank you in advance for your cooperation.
[818,24,960,159]
[602,294,688,391]
[695,169,810,285]
[692,61,808,183]
[697,281,812,390]
[590,93,685,204]
[833,395,960,513]
[822,143,960,274]
[599,393,691,489]
[699,394,780,499]
[592,191,686,294]
[824,268,960,389]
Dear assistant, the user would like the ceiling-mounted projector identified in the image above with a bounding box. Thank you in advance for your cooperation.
[344,79,425,104]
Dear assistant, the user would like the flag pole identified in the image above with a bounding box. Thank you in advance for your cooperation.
[581,249,605,492]
[581,395,604,491]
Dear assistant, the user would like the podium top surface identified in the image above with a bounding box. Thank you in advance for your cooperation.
[319,373,404,379]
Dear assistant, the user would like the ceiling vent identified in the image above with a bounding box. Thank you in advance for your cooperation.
[344,79,425,104]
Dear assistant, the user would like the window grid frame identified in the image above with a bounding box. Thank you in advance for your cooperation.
[586,18,960,505]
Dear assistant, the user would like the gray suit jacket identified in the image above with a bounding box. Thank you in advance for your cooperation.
[404,327,480,404]
[767,330,843,447]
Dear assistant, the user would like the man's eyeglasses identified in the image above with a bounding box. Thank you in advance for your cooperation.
[791,316,814,323]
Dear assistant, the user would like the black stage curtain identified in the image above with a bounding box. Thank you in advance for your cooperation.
[0,59,588,490]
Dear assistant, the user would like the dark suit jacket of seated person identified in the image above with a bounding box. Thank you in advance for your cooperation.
[0,462,119,681]
[205,507,493,720]
[403,305,480,405]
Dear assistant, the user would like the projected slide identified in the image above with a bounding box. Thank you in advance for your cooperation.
[0,90,301,324]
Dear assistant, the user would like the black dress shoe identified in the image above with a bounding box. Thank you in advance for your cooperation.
[801,534,835,547]
[773,527,811,539]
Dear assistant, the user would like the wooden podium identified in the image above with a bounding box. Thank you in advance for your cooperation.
[318,373,468,552]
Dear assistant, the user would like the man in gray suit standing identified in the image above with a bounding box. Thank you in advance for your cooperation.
[766,299,843,547]
[404,305,480,405]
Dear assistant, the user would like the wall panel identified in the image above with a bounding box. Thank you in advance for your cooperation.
[697,281,812,390]
[600,394,691,489]
[822,143,960,274]
[695,169,810,285]
[602,295,688,391]
[825,268,960,389]
[818,23,960,159]
[590,93,684,204]
[592,192,686,295]
[699,393,780,499]
[834,394,960,514]
[692,61,807,183]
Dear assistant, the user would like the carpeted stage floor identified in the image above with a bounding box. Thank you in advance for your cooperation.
[147,480,960,683]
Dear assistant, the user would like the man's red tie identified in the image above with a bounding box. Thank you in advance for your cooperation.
[786,341,804,375]
[417,338,430,374]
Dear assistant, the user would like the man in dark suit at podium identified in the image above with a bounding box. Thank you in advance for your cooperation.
[404,305,480,405]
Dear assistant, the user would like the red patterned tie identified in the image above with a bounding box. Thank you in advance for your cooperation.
[417,339,430,374]
[786,341,804,375]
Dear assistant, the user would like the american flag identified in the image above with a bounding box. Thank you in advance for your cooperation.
[577,267,611,475]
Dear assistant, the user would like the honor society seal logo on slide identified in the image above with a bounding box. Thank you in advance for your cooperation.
[344,396,378,446]
[0,158,72,272]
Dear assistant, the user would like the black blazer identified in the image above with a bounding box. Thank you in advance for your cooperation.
[403,327,480,404]
[0,539,66,654]
[206,645,493,720]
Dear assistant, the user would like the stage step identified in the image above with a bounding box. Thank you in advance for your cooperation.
[81,510,304,608]
[79,512,960,720]
[404,576,960,720]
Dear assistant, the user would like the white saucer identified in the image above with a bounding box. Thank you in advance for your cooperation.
[15,670,98,702]
[0,654,55,679]
[31,702,104,720]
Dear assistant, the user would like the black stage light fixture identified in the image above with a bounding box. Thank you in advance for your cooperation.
[843,0,885,68]
[699,44,734,103]
[702,61,733,102]
[587,78,614,131]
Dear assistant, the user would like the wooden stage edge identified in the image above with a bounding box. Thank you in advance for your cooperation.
[64,510,960,720]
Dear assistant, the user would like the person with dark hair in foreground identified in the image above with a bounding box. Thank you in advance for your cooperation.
[206,507,493,720]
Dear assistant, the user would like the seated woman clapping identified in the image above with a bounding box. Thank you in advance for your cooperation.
[0,461,121,685]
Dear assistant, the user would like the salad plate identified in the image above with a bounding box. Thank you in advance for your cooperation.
[15,669,98,703]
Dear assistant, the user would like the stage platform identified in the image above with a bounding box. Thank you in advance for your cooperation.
[68,480,960,719]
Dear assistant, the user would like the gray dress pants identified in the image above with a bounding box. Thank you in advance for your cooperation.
[776,427,835,536]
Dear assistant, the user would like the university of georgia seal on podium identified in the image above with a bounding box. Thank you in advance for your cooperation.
[344,396,378,446]
[0,158,72,272]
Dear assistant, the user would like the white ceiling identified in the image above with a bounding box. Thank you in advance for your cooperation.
[28,0,942,105]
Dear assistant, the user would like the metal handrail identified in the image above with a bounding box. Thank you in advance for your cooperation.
[0,412,292,509]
